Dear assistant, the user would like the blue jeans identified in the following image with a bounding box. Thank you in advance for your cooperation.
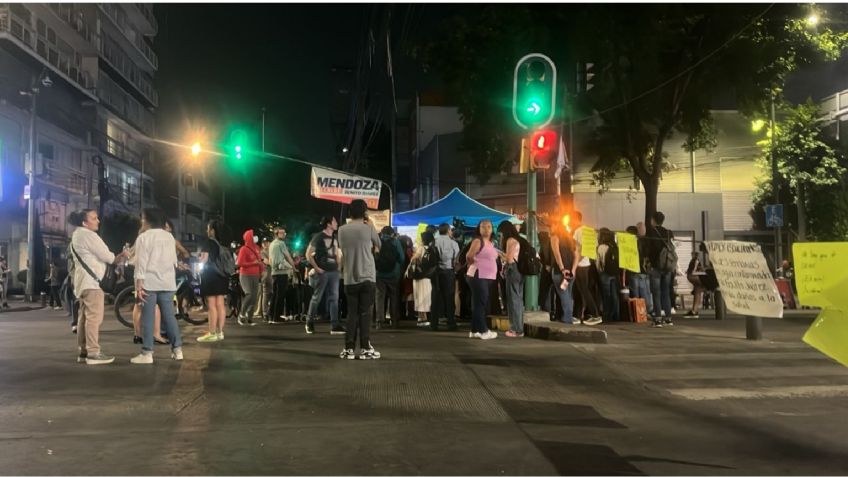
[141,290,182,352]
[469,275,494,333]
[504,263,524,333]
[551,270,575,324]
[599,272,620,322]
[649,270,673,320]
[307,270,340,327]
[627,273,653,314]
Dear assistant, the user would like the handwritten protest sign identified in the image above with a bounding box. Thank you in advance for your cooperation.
[705,241,783,318]
[416,223,427,246]
[616,232,640,273]
[580,227,597,260]
[792,242,848,308]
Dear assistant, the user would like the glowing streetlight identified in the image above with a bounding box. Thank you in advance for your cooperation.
[806,13,819,27]
[751,119,766,132]
[191,142,202,156]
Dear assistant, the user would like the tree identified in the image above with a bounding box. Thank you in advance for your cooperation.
[752,100,848,241]
[423,4,848,222]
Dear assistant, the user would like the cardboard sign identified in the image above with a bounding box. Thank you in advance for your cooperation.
[579,226,597,261]
[367,209,391,231]
[616,232,640,273]
[310,166,381,209]
[803,308,848,368]
[705,241,783,318]
[792,242,848,308]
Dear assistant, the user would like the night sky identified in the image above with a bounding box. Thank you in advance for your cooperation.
[153,4,450,236]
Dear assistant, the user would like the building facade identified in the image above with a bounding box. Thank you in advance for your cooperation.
[0,3,158,292]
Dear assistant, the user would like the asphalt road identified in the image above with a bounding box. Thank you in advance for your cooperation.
[0,308,846,475]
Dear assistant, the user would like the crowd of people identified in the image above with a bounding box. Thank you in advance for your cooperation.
[59,197,721,366]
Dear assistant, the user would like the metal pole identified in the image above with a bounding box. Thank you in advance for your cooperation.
[139,156,144,215]
[524,168,539,311]
[746,316,763,340]
[771,96,782,271]
[261,107,266,153]
[714,288,725,320]
[25,84,37,302]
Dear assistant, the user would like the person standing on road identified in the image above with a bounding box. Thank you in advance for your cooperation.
[305,216,342,335]
[596,228,620,323]
[337,200,382,360]
[685,250,705,318]
[0,256,9,309]
[69,209,127,365]
[46,262,63,310]
[198,220,230,343]
[257,236,273,321]
[572,212,602,326]
[551,222,579,324]
[375,226,404,329]
[465,220,498,340]
[130,208,183,364]
[498,221,524,338]
[433,223,460,331]
[236,229,263,326]
[647,211,676,327]
[625,224,654,316]
[269,226,296,323]
[409,231,439,328]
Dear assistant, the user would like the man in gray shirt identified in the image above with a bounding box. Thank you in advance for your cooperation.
[433,223,460,331]
[337,199,382,360]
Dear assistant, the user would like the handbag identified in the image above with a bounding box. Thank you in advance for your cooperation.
[71,245,118,293]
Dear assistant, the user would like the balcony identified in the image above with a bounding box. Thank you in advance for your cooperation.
[97,73,155,136]
[126,4,157,36]
[38,3,99,54]
[0,4,97,98]
[99,33,158,106]
[97,3,157,71]
[821,89,848,121]
[91,128,146,170]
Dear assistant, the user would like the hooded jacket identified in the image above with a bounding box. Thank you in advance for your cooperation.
[236,229,264,276]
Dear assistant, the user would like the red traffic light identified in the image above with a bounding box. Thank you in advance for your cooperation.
[530,130,557,169]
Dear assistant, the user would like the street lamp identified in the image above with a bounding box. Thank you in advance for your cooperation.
[806,13,820,27]
[191,142,202,157]
[20,69,52,301]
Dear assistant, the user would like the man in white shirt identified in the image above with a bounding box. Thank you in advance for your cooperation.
[130,208,183,364]
[571,212,602,326]
[70,209,127,365]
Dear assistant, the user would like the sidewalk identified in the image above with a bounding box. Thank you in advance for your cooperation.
[0,296,45,314]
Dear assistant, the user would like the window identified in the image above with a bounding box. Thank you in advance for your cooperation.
[39,143,54,161]
[36,19,45,36]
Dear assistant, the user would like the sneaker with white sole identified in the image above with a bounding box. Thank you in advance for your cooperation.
[339,348,356,360]
[468,332,482,339]
[85,353,115,365]
[237,317,246,326]
[217,331,224,340]
[171,347,184,361]
[651,321,664,328]
[71,325,77,334]
[196,332,219,343]
[480,330,498,340]
[330,326,346,335]
[130,352,154,364]
[583,317,603,326]
[76,353,87,363]
[360,347,381,360]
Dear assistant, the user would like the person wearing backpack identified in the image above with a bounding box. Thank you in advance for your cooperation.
[407,231,440,327]
[375,226,404,329]
[497,221,525,337]
[305,216,342,335]
[647,211,676,327]
[433,223,460,331]
[198,220,231,343]
[596,228,620,323]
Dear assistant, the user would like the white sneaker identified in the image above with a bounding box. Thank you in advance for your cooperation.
[480,330,498,340]
[217,331,224,341]
[171,347,183,361]
[583,317,603,326]
[237,317,246,326]
[468,332,482,339]
[130,352,154,364]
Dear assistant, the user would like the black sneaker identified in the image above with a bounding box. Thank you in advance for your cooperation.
[651,321,664,328]
[305,322,315,334]
[133,335,142,344]
[330,326,346,335]
[663,319,674,326]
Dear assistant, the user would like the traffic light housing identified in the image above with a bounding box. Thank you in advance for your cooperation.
[529,130,557,170]
[577,62,595,92]
[513,53,557,130]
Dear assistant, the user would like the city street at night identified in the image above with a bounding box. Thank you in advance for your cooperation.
[1,307,846,475]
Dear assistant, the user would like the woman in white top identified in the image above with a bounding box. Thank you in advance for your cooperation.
[69,209,128,365]
[130,208,183,364]
[497,221,524,337]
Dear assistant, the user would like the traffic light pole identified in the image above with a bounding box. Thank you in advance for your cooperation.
[524,165,539,311]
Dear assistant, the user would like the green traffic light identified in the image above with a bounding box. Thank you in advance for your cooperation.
[513,54,557,130]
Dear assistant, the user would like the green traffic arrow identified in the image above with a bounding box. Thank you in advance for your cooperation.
[526,102,541,115]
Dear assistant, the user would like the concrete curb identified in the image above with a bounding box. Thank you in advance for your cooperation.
[487,314,609,344]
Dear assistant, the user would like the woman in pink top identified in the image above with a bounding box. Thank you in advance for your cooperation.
[465,219,498,340]
[497,221,524,337]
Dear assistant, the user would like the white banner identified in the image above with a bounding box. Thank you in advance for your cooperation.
[310,166,381,209]
[705,241,783,318]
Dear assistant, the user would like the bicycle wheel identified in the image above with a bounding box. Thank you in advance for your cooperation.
[113,286,135,329]
[180,291,208,325]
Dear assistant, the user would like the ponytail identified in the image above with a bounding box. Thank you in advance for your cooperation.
[67,209,94,227]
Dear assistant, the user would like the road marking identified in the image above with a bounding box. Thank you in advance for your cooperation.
[667,385,848,401]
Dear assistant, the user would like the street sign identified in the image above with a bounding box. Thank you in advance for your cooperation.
[765,204,783,228]
[23,185,30,200]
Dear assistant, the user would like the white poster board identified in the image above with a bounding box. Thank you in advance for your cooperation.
[705,241,783,318]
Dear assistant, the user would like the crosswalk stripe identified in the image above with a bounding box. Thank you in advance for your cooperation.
[667,384,848,400]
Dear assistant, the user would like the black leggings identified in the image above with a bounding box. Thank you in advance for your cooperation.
[469,275,494,333]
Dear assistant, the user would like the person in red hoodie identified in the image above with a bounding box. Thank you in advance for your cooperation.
[236,229,264,326]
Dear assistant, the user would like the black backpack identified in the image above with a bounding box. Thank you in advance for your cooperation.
[516,236,542,276]
[654,228,678,273]
[375,237,399,273]
[602,243,619,275]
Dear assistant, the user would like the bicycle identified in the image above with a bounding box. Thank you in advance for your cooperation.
[114,270,208,328]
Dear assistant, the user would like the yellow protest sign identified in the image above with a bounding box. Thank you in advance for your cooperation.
[803,308,848,368]
[616,232,640,273]
[416,223,428,246]
[793,242,848,308]
[580,226,597,260]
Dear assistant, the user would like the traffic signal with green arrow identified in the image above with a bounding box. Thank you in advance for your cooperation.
[513,53,557,130]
